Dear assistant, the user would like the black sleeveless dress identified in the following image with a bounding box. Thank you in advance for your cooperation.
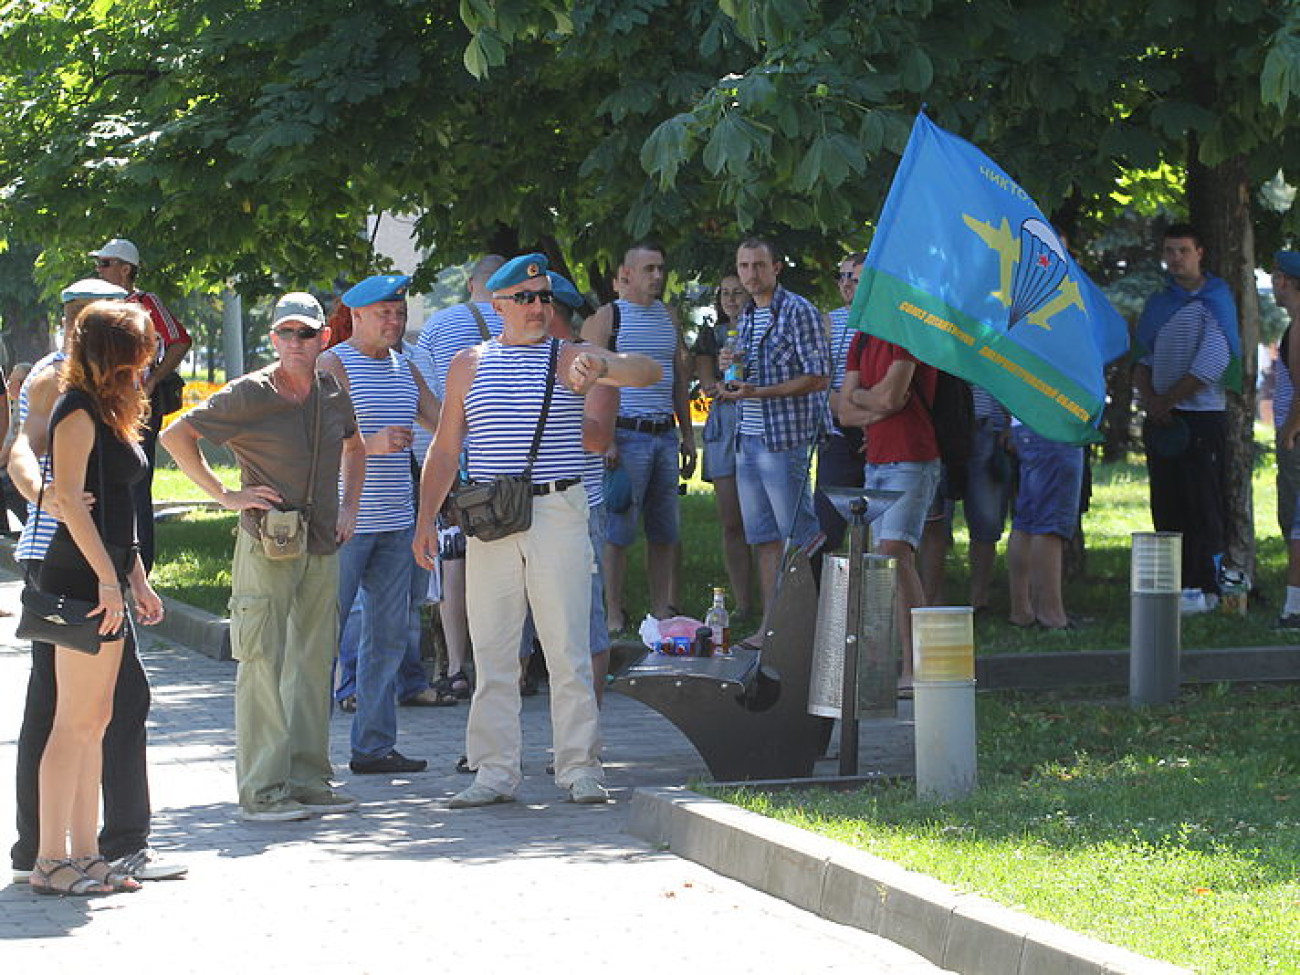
[38,389,148,603]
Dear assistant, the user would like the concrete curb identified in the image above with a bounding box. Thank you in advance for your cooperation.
[156,594,231,661]
[628,786,1192,975]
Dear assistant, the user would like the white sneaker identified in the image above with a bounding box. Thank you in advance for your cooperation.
[447,783,514,809]
[240,798,312,822]
[111,848,189,881]
[568,775,610,804]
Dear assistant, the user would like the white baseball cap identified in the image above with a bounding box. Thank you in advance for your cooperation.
[272,292,326,329]
[89,238,141,266]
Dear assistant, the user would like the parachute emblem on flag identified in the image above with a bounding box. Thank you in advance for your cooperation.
[1010,219,1069,329]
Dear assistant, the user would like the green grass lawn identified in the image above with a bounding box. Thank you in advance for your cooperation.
[713,684,1300,974]
[152,446,1300,653]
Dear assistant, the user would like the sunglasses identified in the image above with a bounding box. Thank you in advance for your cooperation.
[837,271,857,281]
[274,325,323,340]
[96,258,123,268]
[497,290,555,305]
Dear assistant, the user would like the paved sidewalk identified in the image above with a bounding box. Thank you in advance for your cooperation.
[0,575,948,973]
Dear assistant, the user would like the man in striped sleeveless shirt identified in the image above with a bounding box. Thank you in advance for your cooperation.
[582,243,695,630]
[1270,251,1300,627]
[718,238,832,650]
[814,252,868,552]
[319,274,441,776]
[413,253,661,808]
[1135,224,1234,603]
[9,280,186,882]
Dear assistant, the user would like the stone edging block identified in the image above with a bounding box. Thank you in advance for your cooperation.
[628,786,1191,975]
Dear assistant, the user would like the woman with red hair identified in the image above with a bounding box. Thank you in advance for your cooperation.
[30,301,165,896]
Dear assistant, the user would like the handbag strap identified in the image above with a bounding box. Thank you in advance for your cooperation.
[27,406,109,586]
[465,301,492,342]
[302,377,323,513]
[521,338,559,480]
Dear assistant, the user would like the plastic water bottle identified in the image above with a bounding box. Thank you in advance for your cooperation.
[704,587,730,654]
[722,330,744,386]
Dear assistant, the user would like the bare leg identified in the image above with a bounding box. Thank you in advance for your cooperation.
[591,650,609,706]
[1007,529,1034,626]
[438,558,471,677]
[1031,533,1068,628]
[647,540,676,618]
[713,476,754,615]
[39,640,123,861]
[969,539,998,610]
[745,539,784,647]
[918,517,951,606]
[604,541,628,632]
[879,539,922,687]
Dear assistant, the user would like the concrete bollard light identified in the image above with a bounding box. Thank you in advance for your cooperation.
[1130,531,1182,706]
[911,607,977,802]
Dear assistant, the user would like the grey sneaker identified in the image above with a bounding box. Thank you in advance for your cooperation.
[293,789,360,813]
[240,798,312,822]
[447,783,514,809]
[568,775,610,805]
[110,848,189,881]
[1276,613,1300,629]
[12,867,32,883]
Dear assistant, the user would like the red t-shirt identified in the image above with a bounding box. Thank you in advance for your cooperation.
[846,333,939,464]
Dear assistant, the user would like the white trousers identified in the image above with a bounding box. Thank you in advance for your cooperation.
[464,487,602,794]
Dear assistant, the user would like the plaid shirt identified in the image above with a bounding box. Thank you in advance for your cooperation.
[738,285,833,452]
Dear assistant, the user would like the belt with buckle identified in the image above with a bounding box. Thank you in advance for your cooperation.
[617,416,675,435]
[531,477,582,497]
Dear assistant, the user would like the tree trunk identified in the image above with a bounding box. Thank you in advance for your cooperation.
[1187,152,1258,579]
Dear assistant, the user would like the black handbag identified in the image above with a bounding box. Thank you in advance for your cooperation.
[15,420,124,655]
[155,370,186,416]
[451,338,558,542]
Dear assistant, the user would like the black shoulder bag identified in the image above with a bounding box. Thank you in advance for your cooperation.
[16,428,119,655]
[451,338,558,542]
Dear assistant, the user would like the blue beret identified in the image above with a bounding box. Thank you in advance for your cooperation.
[342,274,410,308]
[1277,251,1300,279]
[486,253,549,293]
[61,278,128,303]
[547,271,584,311]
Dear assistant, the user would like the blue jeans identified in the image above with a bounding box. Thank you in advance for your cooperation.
[336,563,431,702]
[865,460,941,549]
[337,527,415,761]
[735,434,820,547]
[963,419,1012,543]
[607,427,680,547]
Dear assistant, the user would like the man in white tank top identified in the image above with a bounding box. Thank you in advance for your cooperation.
[582,244,696,630]
[413,253,661,808]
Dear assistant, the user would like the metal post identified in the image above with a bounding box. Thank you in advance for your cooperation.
[222,289,244,379]
[838,499,869,776]
[911,607,977,802]
[1130,532,1181,706]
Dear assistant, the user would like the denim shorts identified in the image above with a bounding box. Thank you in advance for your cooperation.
[865,460,941,549]
[735,434,820,547]
[606,427,680,547]
[700,399,739,482]
[1011,426,1083,538]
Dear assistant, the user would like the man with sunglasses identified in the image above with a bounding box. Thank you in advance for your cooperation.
[413,253,660,808]
[162,293,367,821]
[90,238,192,572]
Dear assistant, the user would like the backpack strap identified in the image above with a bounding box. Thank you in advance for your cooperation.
[606,301,621,352]
[464,302,492,342]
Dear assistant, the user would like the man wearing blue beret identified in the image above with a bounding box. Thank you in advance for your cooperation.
[1272,251,1300,626]
[319,274,442,775]
[413,253,661,807]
